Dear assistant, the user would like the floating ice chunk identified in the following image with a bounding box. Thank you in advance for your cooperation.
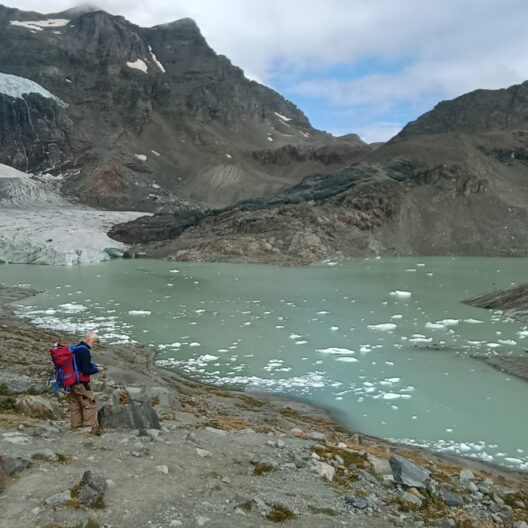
[486,343,501,348]
[359,345,372,353]
[425,322,445,330]
[518,330,528,338]
[317,311,329,315]
[498,339,517,346]
[382,393,401,400]
[289,333,302,340]
[225,153,232,159]
[464,318,483,324]
[330,326,339,332]
[391,314,403,320]
[151,150,161,157]
[199,354,218,362]
[368,323,397,331]
[169,269,180,273]
[128,310,151,316]
[437,319,459,326]
[58,303,86,313]
[135,154,147,162]
[295,340,308,345]
[127,59,148,73]
[189,342,201,347]
[148,45,166,73]
[409,336,433,343]
[267,136,274,142]
[317,347,355,356]
[335,357,358,363]
[390,291,411,299]
[10,19,70,31]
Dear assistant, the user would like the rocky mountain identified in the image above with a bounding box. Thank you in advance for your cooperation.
[111,81,528,263]
[0,4,371,211]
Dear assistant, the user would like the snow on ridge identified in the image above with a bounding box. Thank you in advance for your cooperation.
[274,111,292,122]
[148,45,166,73]
[10,19,70,31]
[0,72,67,107]
[127,59,148,73]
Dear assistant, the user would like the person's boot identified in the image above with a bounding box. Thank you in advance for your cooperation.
[90,424,102,436]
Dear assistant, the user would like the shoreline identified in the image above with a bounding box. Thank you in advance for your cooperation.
[2,282,527,479]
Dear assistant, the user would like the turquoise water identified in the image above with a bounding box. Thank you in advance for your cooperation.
[2,257,528,469]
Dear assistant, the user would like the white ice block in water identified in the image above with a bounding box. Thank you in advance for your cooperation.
[390,291,412,299]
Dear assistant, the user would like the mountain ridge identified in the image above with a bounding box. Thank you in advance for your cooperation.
[110,79,528,263]
[0,4,371,211]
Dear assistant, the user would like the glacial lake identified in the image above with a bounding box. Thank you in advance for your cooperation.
[2,257,528,470]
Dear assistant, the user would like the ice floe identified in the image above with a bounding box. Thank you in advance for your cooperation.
[390,290,412,299]
[368,323,397,331]
[128,310,152,316]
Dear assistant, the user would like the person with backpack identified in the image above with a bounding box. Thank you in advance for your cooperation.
[68,332,104,435]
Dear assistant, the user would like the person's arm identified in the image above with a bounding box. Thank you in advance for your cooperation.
[75,347,100,376]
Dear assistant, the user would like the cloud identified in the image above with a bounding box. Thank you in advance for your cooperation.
[6,0,528,141]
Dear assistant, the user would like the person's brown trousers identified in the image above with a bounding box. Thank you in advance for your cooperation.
[69,383,98,428]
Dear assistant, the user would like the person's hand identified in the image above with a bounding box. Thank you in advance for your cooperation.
[98,367,105,373]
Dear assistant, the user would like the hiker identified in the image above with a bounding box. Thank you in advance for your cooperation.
[69,331,105,435]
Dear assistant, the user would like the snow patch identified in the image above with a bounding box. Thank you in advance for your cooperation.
[10,19,70,31]
[274,112,292,122]
[127,59,148,73]
[148,45,166,73]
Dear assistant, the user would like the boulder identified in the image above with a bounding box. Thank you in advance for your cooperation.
[389,455,430,489]
[15,395,62,419]
[459,469,475,481]
[306,431,326,441]
[400,491,423,508]
[311,460,335,481]
[44,490,71,507]
[440,490,464,507]
[3,456,31,476]
[346,495,369,509]
[76,471,107,508]
[98,401,160,430]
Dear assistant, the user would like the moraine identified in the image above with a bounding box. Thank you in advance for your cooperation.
[2,257,528,470]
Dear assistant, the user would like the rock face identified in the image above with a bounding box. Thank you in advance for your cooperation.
[112,80,528,262]
[0,5,371,211]
[98,401,161,430]
[465,282,528,322]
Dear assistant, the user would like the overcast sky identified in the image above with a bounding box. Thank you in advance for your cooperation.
[8,0,528,142]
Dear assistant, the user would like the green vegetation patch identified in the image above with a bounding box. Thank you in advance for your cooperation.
[266,504,297,522]
[253,462,275,475]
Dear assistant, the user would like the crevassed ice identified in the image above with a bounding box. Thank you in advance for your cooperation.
[0,72,67,106]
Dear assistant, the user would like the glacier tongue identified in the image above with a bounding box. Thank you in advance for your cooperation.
[0,72,67,107]
[0,164,146,266]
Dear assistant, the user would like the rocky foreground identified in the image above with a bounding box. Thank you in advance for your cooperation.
[1,285,528,528]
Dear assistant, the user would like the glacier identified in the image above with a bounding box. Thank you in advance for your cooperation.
[0,164,146,265]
